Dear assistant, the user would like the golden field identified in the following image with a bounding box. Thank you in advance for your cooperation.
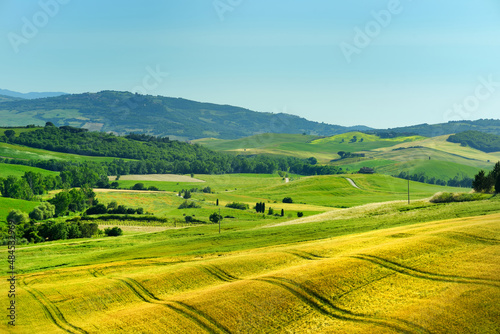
[4,212,499,333]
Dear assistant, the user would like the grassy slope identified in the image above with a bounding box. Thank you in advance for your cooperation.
[195,132,426,163]
[0,127,41,137]
[0,142,125,163]
[197,132,500,179]
[0,163,59,177]
[0,197,40,223]
[2,197,499,333]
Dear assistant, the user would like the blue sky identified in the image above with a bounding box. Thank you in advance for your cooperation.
[1,0,499,128]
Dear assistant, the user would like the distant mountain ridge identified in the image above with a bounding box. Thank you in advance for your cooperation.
[0,89,499,139]
[0,90,370,140]
[377,119,500,137]
[0,89,68,99]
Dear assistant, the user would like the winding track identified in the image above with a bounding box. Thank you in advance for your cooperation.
[344,177,361,189]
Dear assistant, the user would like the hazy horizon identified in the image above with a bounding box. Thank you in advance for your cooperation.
[1,0,499,128]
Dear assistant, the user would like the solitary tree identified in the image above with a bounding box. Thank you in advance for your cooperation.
[472,170,487,192]
[209,212,223,224]
[4,130,15,140]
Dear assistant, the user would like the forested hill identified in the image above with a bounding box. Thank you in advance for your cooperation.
[373,119,500,137]
[0,90,369,140]
[447,131,500,153]
[0,125,342,176]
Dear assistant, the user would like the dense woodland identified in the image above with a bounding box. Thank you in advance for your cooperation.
[0,125,342,177]
[447,130,500,153]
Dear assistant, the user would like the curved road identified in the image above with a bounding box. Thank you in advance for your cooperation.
[344,177,361,190]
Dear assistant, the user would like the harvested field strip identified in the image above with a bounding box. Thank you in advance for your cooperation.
[20,278,88,334]
[254,276,430,334]
[352,255,500,287]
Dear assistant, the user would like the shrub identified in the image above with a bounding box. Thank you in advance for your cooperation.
[430,192,484,203]
[225,202,249,210]
[297,212,304,217]
[86,203,108,215]
[104,226,123,237]
[178,201,201,209]
[132,183,145,190]
[209,212,223,224]
[282,197,293,203]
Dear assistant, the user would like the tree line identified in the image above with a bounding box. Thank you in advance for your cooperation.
[472,162,500,193]
[394,171,473,188]
[0,125,343,176]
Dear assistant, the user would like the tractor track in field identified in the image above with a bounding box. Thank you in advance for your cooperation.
[19,278,88,334]
[254,276,431,334]
[201,264,239,282]
[165,301,231,334]
[351,254,500,287]
[285,250,327,261]
[447,232,500,245]
[109,276,230,334]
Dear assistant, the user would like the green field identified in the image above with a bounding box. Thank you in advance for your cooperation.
[0,163,59,178]
[195,132,426,163]
[0,127,42,137]
[0,142,127,163]
[0,197,40,224]
[197,132,499,181]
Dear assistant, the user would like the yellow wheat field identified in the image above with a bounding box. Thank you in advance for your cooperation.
[3,213,500,333]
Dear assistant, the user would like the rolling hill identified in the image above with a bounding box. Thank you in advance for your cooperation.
[0,89,67,100]
[197,132,500,183]
[0,91,370,140]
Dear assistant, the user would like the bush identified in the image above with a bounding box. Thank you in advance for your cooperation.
[132,183,145,190]
[282,197,293,203]
[430,192,484,203]
[297,212,304,217]
[225,202,249,210]
[86,203,108,215]
[104,226,123,237]
[178,201,201,209]
[148,186,159,191]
